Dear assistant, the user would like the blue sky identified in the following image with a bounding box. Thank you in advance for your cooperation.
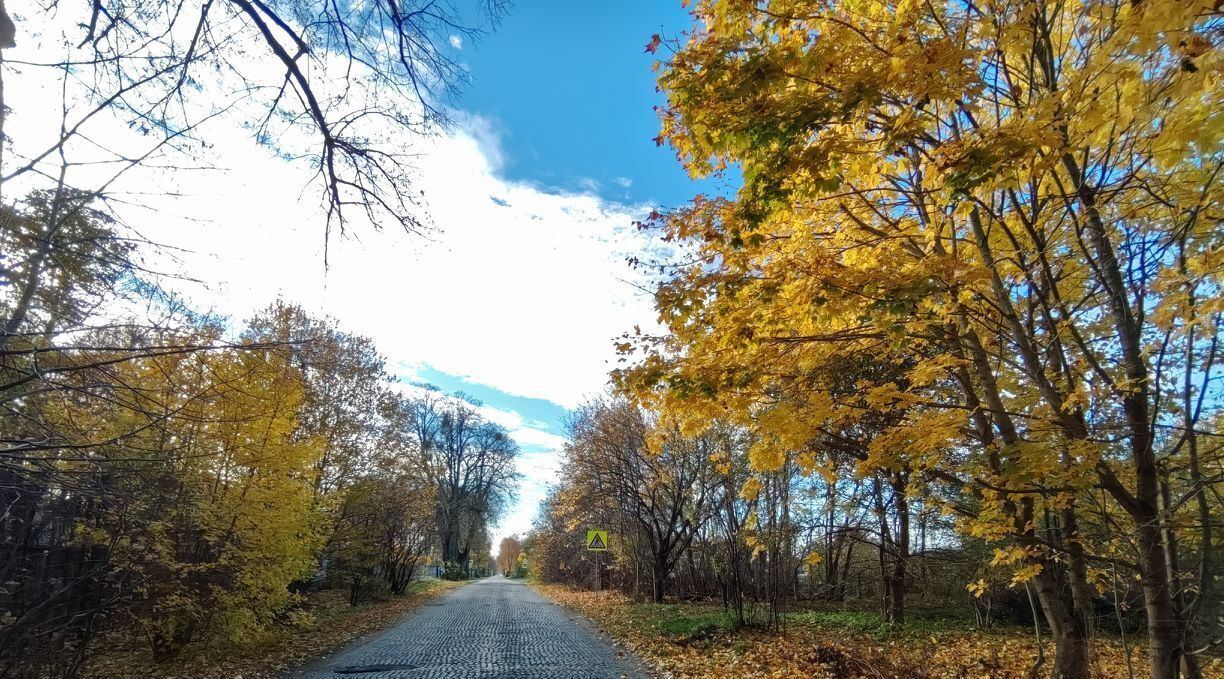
[455,1,696,207]
[408,366,568,441]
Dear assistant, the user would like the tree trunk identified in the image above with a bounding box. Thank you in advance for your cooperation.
[871,474,908,625]
[1138,517,1185,679]
[890,475,909,626]
[1052,634,1091,679]
[1031,565,1090,679]
[1056,148,1189,679]
[651,559,667,603]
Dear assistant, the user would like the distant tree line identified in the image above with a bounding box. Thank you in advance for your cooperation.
[529,397,975,629]
[496,535,525,578]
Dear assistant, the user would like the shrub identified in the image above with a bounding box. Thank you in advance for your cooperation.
[441,561,468,581]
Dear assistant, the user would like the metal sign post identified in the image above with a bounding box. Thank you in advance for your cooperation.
[585,530,608,592]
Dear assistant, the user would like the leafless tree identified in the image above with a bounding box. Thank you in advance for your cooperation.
[0,0,510,240]
[413,393,518,573]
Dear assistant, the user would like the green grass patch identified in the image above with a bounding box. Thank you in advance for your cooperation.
[656,610,738,636]
[787,607,970,640]
[404,579,437,594]
[614,601,748,639]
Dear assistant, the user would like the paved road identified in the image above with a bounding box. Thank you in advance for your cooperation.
[294,577,645,679]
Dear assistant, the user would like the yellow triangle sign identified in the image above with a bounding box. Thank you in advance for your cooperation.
[586,530,608,551]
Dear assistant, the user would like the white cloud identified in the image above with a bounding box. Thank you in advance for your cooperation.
[389,382,564,451]
[452,112,508,177]
[307,124,662,409]
[3,108,661,408]
[467,401,567,451]
[500,450,564,542]
[449,34,463,50]
[509,428,567,451]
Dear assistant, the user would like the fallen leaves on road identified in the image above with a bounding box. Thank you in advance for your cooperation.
[82,580,464,679]
[533,584,1218,679]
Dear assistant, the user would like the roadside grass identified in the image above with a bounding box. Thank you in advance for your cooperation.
[82,578,464,679]
[655,610,736,637]
[788,607,971,641]
[578,596,965,642]
[531,584,1207,678]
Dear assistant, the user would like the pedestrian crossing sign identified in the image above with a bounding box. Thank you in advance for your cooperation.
[585,530,608,551]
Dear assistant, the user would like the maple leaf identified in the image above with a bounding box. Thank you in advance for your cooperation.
[644,34,662,54]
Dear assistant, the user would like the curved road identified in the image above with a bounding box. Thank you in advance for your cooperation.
[294,576,645,679]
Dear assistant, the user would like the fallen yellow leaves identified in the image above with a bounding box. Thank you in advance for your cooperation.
[533,584,1221,679]
[81,580,465,679]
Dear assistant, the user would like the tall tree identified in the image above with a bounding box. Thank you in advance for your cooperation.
[562,398,716,603]
[245,303,386,498]
[416,395,518,573]
[496,535,524,576]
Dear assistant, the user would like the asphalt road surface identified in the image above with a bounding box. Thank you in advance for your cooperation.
[293,576,646,679]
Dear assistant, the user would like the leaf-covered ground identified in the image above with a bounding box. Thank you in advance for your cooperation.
[533,584,1219,679]
[81,579,465,679]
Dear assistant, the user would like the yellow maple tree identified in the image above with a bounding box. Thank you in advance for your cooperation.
[622,1,1222,677]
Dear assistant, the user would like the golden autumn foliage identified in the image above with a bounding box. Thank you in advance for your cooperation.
[615,1,1224,677]
[27,333,327,655]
